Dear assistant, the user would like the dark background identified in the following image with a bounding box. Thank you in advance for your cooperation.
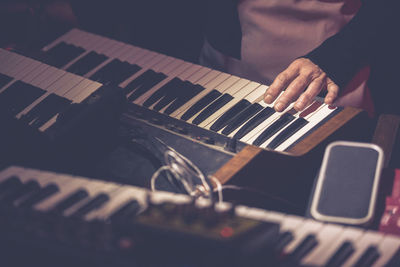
[0,0,205,63]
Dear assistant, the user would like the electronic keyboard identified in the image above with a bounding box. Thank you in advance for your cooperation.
[0,166,398,267]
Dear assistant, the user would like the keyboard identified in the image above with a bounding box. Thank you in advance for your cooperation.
[0,48,123,134]
[41,28,364,153]
[0,166,399,267]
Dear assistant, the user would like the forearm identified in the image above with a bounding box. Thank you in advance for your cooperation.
[304,0,388,88]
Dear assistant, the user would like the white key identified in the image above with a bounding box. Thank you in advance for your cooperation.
[147,64,203,110]
[0,52,27,74]
[300,224,344,266]
[62,182,119,217]
[20,63,52,84]
[61,35,109,70]
[0,166,26,182]
[68,81,102,103]
[134,60,192,105]
[114,44,140,62]
[42,29,80,51]
[26,66,64,89]
[83,43,133,80]
[85,187,146,221]
[302,227,364,266]
[119,54,170,88]
[0,48,12,62]
[34,178,94,212]
[15,69,65,117]
[49,72,85,97]
[257,102,323,149]
[186,76,246,123]
[342,231,384,267]
[81,42,124,78]
[68,30,98,49]
[0,63,51,94]
[199,81,259,129]
[158,67,219,114]
[186,66,212,84]
[214,84,267,134]
[125,47,151,64]
[275,104,338,151]
[38,81,102,131]
[171,72,231,118]
[10,59,46,82]
[240,99,290,144]
[283,220,324,255]
[372,235,400,267]
[6,59,38,82]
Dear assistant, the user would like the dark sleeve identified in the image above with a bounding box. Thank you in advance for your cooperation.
[304,0,391,88]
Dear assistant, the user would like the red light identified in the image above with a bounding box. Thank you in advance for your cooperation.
[220,226,234,238]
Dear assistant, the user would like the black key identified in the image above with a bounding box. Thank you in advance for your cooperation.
[0,73,12,89]
[44,42,85,68]
[124,70,166,100]
[17,183,59,208]
[266,117,308,149]
[192,94,233,125]
[210,99,251,132]
[385,247,400,267]
[143,77,182,108]
[180,89,221,121]
[0,177,23,198]
[107,61,141,85]
[163,83,205,115]
[152,79,187,111]
[274,231,294,253]
[0,177,22,195]
[19,93,72,128]
[109,200,141,222]
[66,51,108,76]
[52,189,89,213]
[286,234,318,263]
[90,59,141,85]
[2,180,40,203]
[0,81,46,115]
[221,103,263,136]
[71,193,109,218]
[233,107,275,140]
[325,241,355,267]
[353,246,380,267]
[252,112,295,146]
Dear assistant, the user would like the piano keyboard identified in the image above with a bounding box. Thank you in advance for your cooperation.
[0,166,399,267]
[40,28,354,152]
[0,48,122,135]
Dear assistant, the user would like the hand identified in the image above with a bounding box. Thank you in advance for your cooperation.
[264,58,339,112]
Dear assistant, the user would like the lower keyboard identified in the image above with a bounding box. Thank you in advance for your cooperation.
[0,166,399,267]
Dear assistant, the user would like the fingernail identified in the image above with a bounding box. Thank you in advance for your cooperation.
[264,94,274,104]
[275,102,284,111]
[295,102,304,111]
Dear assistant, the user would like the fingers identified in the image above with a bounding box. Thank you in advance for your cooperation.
[294,74,326,111]
[324,78,339,105]
[264,66,297,104]
[264,58,337,112]
[274,75,312,112]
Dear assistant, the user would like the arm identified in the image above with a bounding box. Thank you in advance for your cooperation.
[264,0,389,112]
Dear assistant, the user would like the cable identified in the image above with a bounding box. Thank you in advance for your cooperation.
[150,138,215,202]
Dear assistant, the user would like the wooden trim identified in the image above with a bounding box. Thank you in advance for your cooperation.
[213,107,365,186]
[213,145,262,184]
[288,107,363,156]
